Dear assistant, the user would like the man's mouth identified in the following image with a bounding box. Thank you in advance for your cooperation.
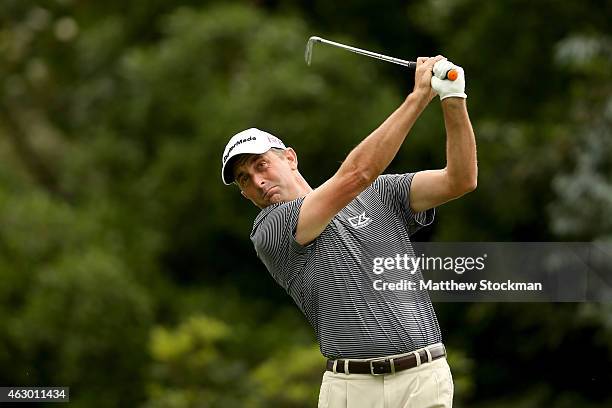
[263,186,278,200]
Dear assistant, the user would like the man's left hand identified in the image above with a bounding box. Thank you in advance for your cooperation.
[431,60,467,100]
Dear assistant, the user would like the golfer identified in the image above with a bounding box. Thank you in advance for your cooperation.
[221,56,477,408]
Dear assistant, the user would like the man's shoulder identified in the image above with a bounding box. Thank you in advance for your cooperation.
[250,197,305,237]
[372,173,415,188]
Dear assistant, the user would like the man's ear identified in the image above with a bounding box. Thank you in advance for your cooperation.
[284,147,298,170]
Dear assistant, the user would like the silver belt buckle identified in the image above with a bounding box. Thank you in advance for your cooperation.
[369,357,393,376]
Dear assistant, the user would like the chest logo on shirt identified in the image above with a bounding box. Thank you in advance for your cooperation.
[347,211,372,229]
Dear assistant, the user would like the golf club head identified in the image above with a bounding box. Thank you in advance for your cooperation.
[305,36,322,66]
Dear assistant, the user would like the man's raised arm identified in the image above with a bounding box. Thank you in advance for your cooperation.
[409,60,477,213]
[295,56,445,245]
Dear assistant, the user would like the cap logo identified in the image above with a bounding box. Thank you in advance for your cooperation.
[223,135,256,163]
[267,135,282,145]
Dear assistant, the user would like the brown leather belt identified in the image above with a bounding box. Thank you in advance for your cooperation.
[326,344,446,375]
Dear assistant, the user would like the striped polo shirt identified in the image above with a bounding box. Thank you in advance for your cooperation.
[250,173,441,359]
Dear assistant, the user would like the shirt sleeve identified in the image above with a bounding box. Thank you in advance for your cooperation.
[371,173,435,237]
[250,197,313,291]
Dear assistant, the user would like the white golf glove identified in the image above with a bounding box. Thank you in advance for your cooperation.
[431,60,467,100]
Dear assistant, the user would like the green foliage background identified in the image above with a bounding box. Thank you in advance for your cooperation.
[0,0,611,406]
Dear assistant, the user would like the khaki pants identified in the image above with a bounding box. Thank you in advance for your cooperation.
[318,349,454,408]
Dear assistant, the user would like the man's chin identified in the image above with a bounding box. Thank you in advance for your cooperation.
[267,194,283,204]
[260,193,284,208]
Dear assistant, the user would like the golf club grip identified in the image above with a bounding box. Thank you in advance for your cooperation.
[445,69,458,81]
[412,64,458,82]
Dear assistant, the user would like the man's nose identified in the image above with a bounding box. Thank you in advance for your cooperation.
[252,173,266,187]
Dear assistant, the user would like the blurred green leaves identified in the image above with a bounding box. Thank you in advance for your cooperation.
[146,315,323,408]
[249,344,324,407]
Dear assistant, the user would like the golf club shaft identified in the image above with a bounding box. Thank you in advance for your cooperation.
[306,36,458,81]
[314,37,416,69]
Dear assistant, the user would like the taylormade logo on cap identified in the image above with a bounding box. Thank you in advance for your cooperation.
[220,128,286,185]
[223,135,257,164]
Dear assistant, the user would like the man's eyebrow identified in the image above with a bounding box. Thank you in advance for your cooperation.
[233,154,263,180]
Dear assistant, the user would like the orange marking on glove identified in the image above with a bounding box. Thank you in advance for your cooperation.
[446,69,458,81]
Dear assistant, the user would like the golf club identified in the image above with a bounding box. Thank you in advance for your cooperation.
[305,36,458,81]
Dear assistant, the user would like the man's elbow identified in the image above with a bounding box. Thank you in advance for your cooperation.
[349,169,375,192]
[451,174,477,197]
[463,177,477,193]
[339,164,375,193]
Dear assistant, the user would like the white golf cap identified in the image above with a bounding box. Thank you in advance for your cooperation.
[221,128,286,185]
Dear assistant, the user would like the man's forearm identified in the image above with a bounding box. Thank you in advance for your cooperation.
[338,91,429,184]
[442,98,477,190]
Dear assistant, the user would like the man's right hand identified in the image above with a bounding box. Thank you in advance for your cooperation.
[412,55,446,105]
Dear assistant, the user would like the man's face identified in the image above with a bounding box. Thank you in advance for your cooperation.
[232,149,299,208]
